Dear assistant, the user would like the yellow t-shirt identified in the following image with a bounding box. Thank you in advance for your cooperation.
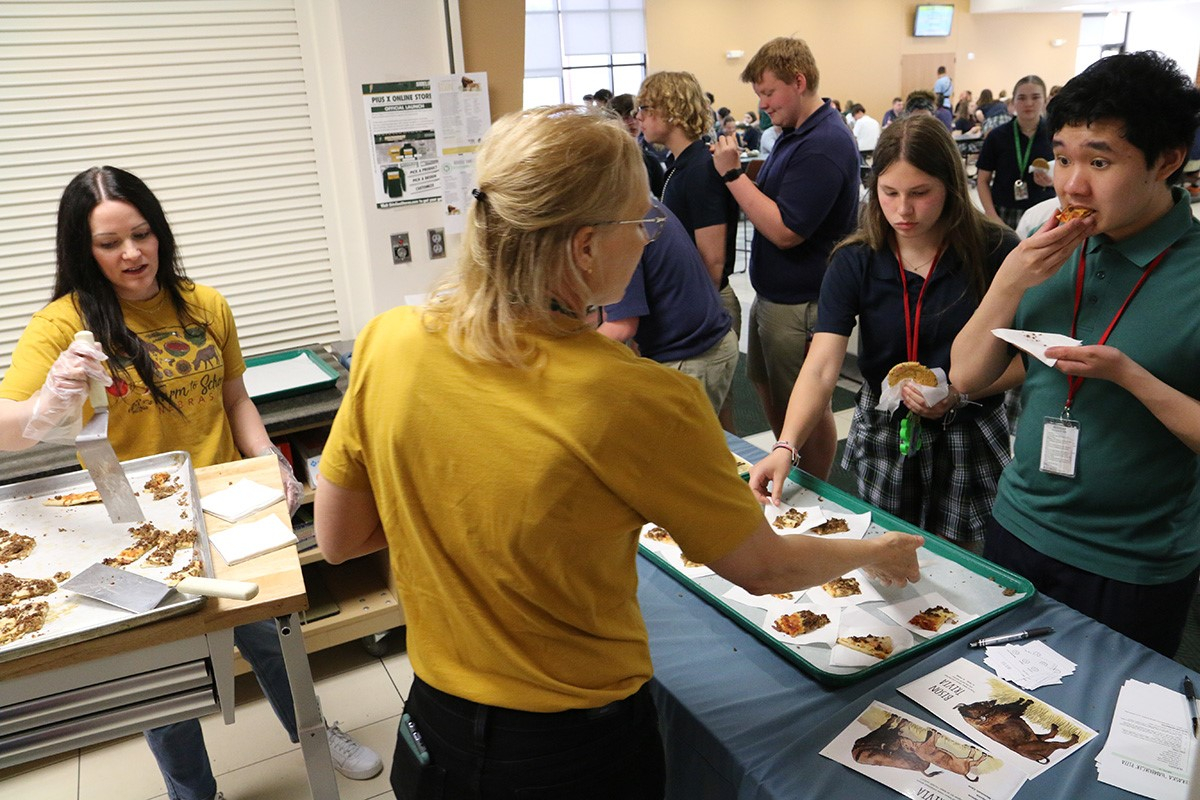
[0,284,244,468]
[320,306,763,712]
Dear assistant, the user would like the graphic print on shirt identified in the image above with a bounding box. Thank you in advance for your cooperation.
[107,322,223,415]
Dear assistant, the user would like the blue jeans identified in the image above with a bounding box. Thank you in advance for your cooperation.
[144,620,300,800]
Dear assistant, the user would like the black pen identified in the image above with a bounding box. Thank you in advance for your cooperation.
[967,626,1054,649]
[1184,676,1198,738]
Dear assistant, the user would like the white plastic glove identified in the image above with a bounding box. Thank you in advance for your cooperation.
[23,339,112,444]
[260,443,304,516]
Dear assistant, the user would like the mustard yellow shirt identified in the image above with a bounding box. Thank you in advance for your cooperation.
[0,284,244,468]
[320,306,762,711]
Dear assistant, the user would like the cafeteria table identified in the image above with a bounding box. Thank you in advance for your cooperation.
[0,456,340,799]
[636,435,1197,799]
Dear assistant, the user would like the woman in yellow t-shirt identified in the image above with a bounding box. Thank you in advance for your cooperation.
[0,166,382,799]
[315,106,924,799]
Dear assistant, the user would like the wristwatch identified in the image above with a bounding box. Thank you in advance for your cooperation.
[721,166,744,183]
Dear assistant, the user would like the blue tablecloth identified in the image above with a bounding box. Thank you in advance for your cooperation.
[635,436,1196,799]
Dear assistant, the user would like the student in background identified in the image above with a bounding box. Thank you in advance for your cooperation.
[599,203,738,415]
[637,70,742,430]
[976,75,1055,229]
[712,37,860,477]
[751,116,1020,551]
[882,97,904,128]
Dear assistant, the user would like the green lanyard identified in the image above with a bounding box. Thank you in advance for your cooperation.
[1013,120,1037,176]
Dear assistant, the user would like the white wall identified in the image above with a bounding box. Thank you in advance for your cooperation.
[1126,4,1200,79]
[297,0,464,336]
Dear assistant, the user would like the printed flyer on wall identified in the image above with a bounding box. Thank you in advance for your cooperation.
[431,71,489,232]
[363,80,442,208]
[820,700,1027,800]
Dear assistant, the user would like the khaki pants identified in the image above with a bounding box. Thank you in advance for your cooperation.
[746,297,818,416]
[661,329,739,414]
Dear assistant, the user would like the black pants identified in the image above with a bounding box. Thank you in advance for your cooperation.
[392,674,666,800]
[985,516,1200,657]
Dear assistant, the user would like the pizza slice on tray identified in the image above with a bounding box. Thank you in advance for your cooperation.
[773,610,831,637]
[809,517,850,535]
[836,634,894,660]
[821,576,862,598]
[42,490,102,507]
[908,605,959,632]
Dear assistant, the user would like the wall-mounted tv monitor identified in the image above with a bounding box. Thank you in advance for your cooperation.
[914,4,954,37]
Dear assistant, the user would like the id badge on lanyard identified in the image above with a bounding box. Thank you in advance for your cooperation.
[1041,414,1080,477]
[1038,242,1168,478]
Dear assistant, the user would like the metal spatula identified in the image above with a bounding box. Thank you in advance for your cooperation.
[62,563,259,614]
[73,331,143,523]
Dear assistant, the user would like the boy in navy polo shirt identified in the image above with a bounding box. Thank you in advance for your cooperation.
[712,37,859,478]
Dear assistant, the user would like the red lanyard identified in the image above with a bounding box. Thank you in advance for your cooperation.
[1065,242,1169,410]
[896,248,942,362]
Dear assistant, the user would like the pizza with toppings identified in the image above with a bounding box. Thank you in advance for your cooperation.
[1055,205,1094,223]
[0,600,50,646]
[680,554,704,569]
[643,526,674,544]
[42,490,102,507]
[908,605,959,632]
[772,609,831,637]
[771,592,794,600]
[165,556,204,585]
[809,517,850,536]
[821,576,862,598]
[0,573,58,605]
[836,634,894,660]
[0,530,35,564]
[144,471,183,501]
[144,528,199,567]
[772,508,807,530]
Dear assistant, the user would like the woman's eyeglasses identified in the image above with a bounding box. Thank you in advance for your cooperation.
[593,198,668,244]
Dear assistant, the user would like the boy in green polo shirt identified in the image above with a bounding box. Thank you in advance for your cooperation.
[950,51,1200,657]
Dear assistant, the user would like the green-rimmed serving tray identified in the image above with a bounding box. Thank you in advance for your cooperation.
[638,462,1034,686]
[243,348,339,403]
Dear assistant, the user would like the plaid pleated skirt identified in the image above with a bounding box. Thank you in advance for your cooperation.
[839,383,1012,550]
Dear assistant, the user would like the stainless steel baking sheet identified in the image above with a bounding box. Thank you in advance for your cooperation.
[0,451,211,663]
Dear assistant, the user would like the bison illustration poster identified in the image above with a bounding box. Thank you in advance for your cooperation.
[899,658,1098,778]
[820,700,1027,800]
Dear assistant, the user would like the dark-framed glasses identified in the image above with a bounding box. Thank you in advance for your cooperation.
[594,198,668,244]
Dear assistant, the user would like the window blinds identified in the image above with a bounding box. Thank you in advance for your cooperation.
[0,0,342,372]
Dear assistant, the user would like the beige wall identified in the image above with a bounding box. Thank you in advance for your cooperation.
[461,0,525,120]
[645,0,1080,123]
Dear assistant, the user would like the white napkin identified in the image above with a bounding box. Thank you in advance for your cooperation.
[992,328,1082,367]
[875,366,949,414]
[201,478,286,522]
[209,514,298,565]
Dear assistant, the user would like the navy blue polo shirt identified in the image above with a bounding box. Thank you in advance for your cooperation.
[976,118,1055,212]
[662,140,739,288]
[749,100,860,304]
[604,207,732,362]
[817,229,1017,390]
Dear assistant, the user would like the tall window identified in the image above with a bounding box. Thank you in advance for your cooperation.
[524,0,647,108]
[1076,12,1128,74]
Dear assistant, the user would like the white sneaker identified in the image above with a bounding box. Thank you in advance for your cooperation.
[326,722,384,780]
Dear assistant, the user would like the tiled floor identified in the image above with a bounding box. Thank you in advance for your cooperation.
[0,637,413,800]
